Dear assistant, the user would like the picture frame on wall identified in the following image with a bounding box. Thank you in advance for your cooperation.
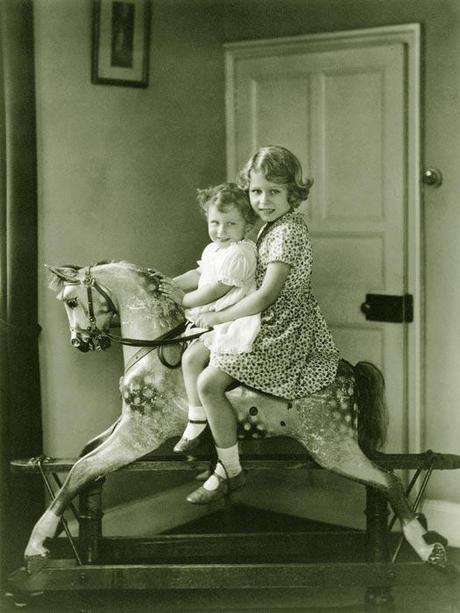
[91,0,151,88]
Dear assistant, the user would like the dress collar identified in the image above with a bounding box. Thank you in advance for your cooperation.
[256,210,301,246]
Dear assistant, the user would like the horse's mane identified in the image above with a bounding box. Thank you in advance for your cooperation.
[46,260,184,324]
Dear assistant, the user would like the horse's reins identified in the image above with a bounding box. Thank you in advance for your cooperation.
[79,266,207,368]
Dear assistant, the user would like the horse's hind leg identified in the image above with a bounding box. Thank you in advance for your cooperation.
[290,385,447,567]
[24,415,164,562]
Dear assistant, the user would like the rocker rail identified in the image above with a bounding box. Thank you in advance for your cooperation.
[10,448,460,474]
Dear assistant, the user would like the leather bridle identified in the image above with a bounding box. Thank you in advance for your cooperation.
[64,266,207,368]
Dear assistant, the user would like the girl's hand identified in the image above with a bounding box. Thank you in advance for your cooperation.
[159,278,185,305]
[194,311,222,329]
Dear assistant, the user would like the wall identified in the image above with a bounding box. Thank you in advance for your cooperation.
[224,0,460,508]
[34,0,225,503]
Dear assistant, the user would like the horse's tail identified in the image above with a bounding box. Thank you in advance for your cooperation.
[354,361,388,453]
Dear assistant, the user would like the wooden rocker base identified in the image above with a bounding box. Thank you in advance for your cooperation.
[7,443,460,612]
[9,558,457,592]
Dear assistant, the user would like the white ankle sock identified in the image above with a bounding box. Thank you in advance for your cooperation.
[182,405,207,440]
[216,443,242,478]
[202,444,242,492]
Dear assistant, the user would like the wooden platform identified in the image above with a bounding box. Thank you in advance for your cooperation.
[7,443,460,612]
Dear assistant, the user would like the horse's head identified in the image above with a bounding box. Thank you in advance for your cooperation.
[46,264,117,352]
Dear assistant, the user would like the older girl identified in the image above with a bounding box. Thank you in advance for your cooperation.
[188,146,339,501]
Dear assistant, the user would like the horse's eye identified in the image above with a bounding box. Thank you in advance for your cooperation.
[66,297,79,309]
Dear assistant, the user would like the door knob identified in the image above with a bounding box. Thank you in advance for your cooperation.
[422,168,443,187]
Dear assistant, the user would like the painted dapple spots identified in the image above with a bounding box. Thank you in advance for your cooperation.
[120,374,166,415]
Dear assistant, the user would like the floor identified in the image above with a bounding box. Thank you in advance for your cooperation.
[4,506,460,613]
[4,580,460,613]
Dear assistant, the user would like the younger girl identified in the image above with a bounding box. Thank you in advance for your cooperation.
[187,145,339,501]
[161,183,261,454]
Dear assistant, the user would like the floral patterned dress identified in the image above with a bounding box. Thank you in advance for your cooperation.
[209,210,339,399]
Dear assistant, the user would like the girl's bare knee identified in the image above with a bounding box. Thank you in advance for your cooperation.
[197,369,214,400]
[182,342,208,372]
[197,367,225,400]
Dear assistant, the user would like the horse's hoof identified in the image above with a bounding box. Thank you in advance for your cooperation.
[423,530,448,548]
[25,554,49,575]
[426,542,448,570]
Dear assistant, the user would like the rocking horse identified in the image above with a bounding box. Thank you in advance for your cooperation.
[20,259,449,578]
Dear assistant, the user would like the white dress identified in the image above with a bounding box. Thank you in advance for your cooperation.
[185,240,261,354]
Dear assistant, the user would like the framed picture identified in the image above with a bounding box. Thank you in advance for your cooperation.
[92,0,151,88]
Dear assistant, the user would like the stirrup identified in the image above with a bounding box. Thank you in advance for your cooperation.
[173,419,208,454]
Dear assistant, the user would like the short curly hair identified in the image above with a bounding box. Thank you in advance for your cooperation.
[237,145,313,209]
[196,182,257,224]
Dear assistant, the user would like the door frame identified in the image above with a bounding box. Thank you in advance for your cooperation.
[224,24,423,453]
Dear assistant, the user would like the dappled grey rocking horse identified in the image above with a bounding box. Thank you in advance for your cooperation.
[24,261,448,571]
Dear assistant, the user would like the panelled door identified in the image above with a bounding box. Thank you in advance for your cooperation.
[225,26,421,453]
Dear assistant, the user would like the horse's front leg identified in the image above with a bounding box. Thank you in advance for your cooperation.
[78,417,122,457]
[288,387,448,568]
[24,411,170,564]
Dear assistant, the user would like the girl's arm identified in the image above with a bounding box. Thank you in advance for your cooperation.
[173,269,200,291]
[195,262,290,327]
[160,276,233,309]
[182,281,233,309]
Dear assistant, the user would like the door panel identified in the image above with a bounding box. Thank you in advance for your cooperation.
[227,33,418,453]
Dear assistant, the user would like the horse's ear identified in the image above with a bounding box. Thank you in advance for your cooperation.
[45,264,81,291]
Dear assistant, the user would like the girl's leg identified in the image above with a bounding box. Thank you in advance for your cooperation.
[187,365,246,504]
[182,340,210,405]
[174,341,210,453]
[197,365,238,448]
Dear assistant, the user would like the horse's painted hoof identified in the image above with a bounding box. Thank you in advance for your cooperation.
[423,530,448,547]
[427,542,448,570]
[25,554,49,575]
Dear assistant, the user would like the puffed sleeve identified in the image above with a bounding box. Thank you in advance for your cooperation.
[265,220,311,268]
[216,242,257,287]
[197,243,216,273]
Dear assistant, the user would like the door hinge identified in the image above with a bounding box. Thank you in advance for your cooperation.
[360,294,413,323]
